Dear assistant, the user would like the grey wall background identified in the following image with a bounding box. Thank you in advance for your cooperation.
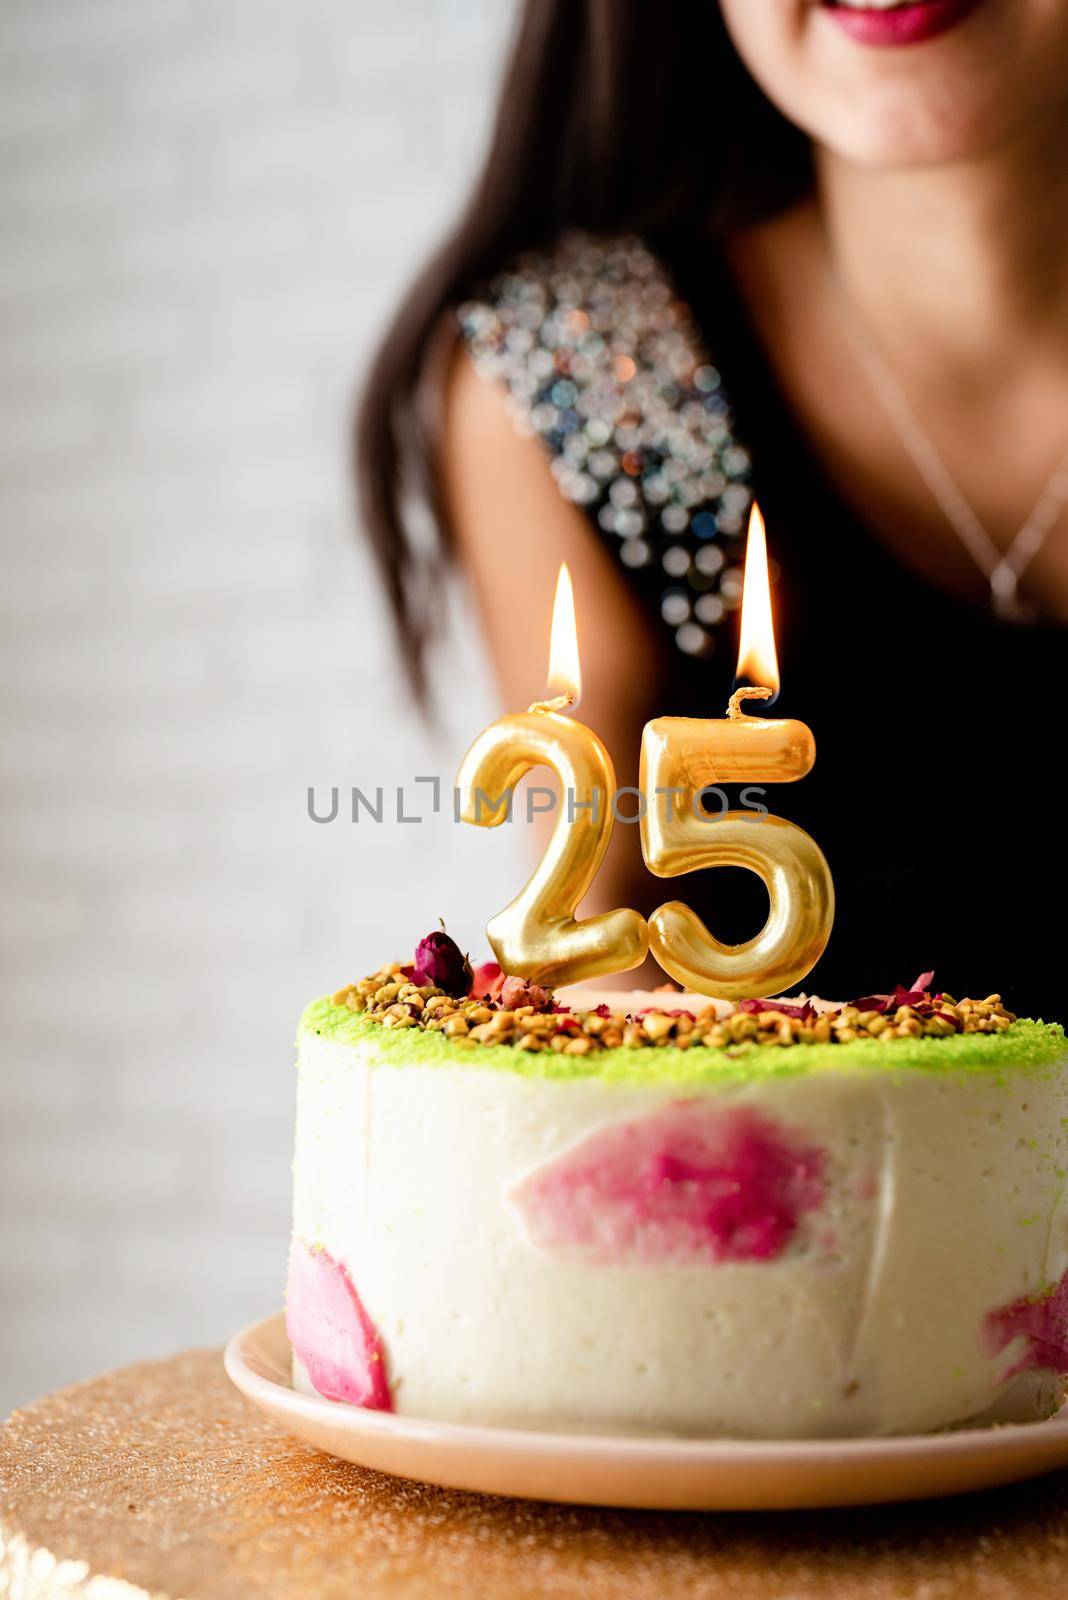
[0,0,525,1415]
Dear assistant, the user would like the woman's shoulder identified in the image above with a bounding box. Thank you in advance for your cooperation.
[456,230,754,660]
[457,231,719,450]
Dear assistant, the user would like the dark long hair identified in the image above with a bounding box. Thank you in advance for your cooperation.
[357,1,811,701]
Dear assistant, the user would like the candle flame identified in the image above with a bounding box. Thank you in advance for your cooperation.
[545,562,581,706]
[736,502,779,696]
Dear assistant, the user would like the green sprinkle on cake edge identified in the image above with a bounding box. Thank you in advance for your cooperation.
[300,996,1067,1087]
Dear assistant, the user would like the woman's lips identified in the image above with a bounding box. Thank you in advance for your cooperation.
[821,0,987,47]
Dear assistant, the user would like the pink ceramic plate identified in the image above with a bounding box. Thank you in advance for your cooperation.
[224,1313,1068,1511]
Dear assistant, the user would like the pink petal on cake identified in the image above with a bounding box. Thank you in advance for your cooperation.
[469,961,503,1000]
[851,993,891,1013]
[499,975,554,1012]
[285,1240,393,1410]
[511,1103,825,1266]
[850,972,937,1013]
[737,998,816,1022]
[983,1269,1068,1380]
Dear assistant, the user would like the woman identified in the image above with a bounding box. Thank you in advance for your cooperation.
[358,0,1068,1015]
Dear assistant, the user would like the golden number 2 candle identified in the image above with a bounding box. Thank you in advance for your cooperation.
[456,565,648,988]
[457,709,648,987]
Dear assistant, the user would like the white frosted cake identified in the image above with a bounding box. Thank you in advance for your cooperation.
[286,940,1068,1439]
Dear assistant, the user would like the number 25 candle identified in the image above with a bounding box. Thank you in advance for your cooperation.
[639,505,835,1000]
[455,565,649,987]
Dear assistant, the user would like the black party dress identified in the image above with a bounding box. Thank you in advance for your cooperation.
[459,231,1066,1020]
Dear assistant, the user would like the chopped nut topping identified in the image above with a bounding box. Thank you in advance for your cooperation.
[330,966,1018,1060]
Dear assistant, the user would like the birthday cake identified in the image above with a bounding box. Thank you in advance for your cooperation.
[286,935,1068,1440]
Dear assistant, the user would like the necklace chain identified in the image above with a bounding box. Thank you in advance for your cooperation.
[828,269,1068,621]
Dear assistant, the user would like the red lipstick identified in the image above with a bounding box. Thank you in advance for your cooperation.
[822,0,986,47]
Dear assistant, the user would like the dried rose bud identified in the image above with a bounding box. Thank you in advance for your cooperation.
[470,961,504,1001]
[412,931,473,997]
[499,975,553,1013]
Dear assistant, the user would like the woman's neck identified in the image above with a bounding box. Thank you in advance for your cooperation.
[816,112,1068,378]
[725,108,1068,614]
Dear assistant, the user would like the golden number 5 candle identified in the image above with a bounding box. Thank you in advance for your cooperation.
[639,507,834,1000]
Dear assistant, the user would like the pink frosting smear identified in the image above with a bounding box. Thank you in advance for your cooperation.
[285,1240,393,1409]
[512,1102,825,1266]
[984,1269,1068,1380]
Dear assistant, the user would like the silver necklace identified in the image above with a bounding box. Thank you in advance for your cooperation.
[828,270,1068,621]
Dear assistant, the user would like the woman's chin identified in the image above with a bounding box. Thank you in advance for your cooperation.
[720,0,1068,175]
[812,79,1025,173]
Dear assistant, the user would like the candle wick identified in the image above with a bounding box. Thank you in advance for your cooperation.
[528,692,575,715]
[727,685,774,720]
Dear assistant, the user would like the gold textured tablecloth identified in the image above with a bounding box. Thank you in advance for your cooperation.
[3,1349,1068,1599]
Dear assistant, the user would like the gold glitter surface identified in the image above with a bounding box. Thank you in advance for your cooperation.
[4,1350,1068,1600]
